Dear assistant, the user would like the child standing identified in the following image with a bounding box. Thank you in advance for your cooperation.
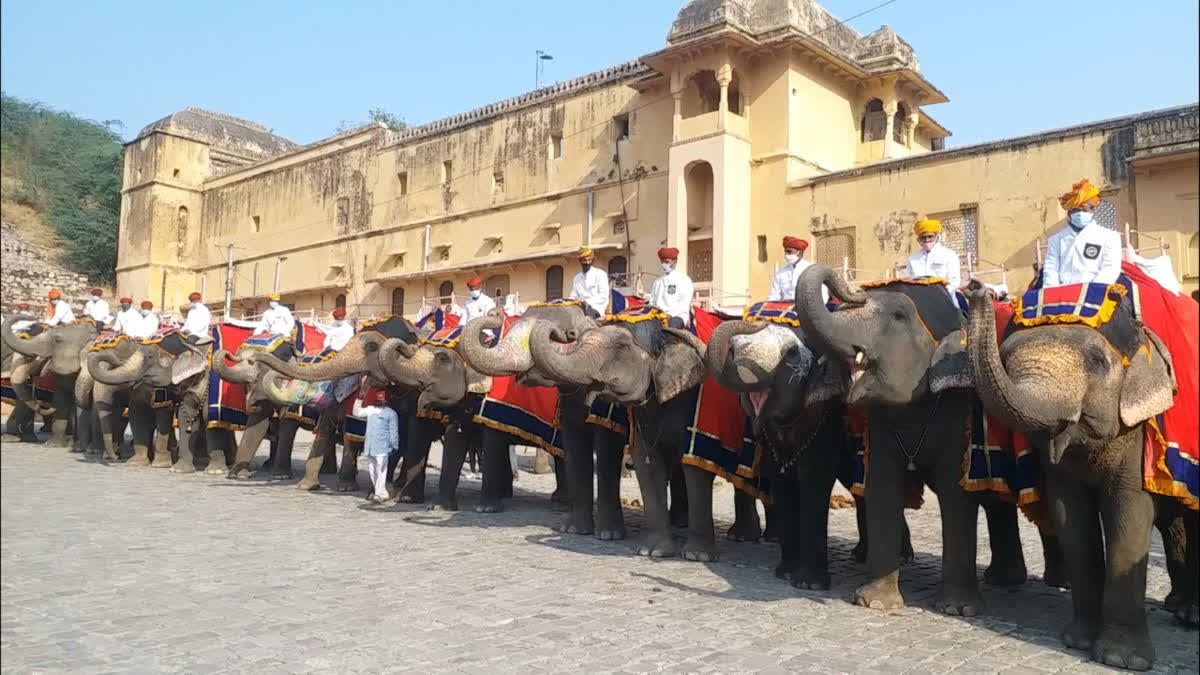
[356,389,399,502]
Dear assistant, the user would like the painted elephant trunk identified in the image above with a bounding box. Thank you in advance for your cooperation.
[456,314,526,376]
[2,314,51,359]
[528,320,609,386]
[254,338,372,382]
[88,349,146,386]
[963,281,1083,437]
[703,320,769,391]
[794,264,866,363]
[212,350,259,384]
[378,338,434,388]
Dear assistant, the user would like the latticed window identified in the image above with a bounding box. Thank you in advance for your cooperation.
[688,248,713,282]
[814,227,856,279]
[861,99,886,142]
[928,208,979,263]
[1094,193,1120,231]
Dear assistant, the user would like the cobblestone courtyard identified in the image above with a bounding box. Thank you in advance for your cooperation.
[2,437,1197,674]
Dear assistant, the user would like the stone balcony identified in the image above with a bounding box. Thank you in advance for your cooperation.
[676,110,749,143]
[1132,108,1199,163]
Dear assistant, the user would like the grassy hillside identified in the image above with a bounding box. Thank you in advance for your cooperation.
[0,93,122,281]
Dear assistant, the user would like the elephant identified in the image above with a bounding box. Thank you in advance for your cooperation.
[963,280,1196,670]
[704,317,915,589]
[2,314,98,446]
[528,315,730,560]
[3,351,48,443]
[793,264,1062,617]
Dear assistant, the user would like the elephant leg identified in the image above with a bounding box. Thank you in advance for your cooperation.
[396,418,436,503]
[272,418,299,479]
[1049,470,1105,653]
[432,423,469,511]
[336,438,361,492]
[127,403,153,466]
[1174,509,1199,626]
[631,441,676,558]
[1091,483,1155,670]
[1156,504,1190,617]
[320,440,339,474]
[172,407,197,474]
[681,465,717,562]
[930,463,984,616]
[228,408,272,478]
[727,490,762,543]
[70,405,91,453]
[854,443,906,610]
[558,422,595,535]
[298,411,337,490]
[982,499,1028,586]
[3,402,25,438]
[771,466,801,581]
[94,400,119,461]
[791,444,839,591]
[15,404,40,444]
[548,454,564,503]
[47,384,72,447]
[476,431,510,513]
[593,429,626,541]
[150,408,175,468]
[668,462,689,529]
[1039,529,1069,589]
[204,427,232,475]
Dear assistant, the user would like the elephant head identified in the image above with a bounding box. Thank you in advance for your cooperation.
[378,337,496,410]
[87,340,175,389]
[963,280,1176,463]
[2,314,52,362]
[211,348,261,385]
[247,331,399,384]
[703,320,808,393]
[794,264,969,407]
[529,318,707,404]
[456,305,596,388]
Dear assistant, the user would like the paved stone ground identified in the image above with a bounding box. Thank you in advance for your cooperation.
[2,434,1197,674]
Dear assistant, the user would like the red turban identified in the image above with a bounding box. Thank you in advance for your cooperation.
[467,277,483,289]
[332,308,347,319]
[140,301,153,309]
[91,288,103,296]
[657,247,679,260]
[782,236,809,252]
[119,297,132,304]
[188,292,202,302]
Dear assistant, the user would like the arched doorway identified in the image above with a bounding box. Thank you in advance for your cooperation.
[391,288,405,316]
[685,161,714,235]
[437,280,454,301]
[545,265,564,301]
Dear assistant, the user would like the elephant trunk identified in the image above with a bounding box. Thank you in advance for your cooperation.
[88,348,146,386]
[529,320,612,387]
[212,349,260,384]
[794,264,866,364]
[703,320,771,391]
[456,314,528,376]
[261,369,318,407]
[254,338,371,382]
[8,356,52,415]
[75,359,95,409]
[964,281,1083,440]
[379,338,434,388]
[2,314,51,359]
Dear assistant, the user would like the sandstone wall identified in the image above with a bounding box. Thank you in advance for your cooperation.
[1,220,95,315]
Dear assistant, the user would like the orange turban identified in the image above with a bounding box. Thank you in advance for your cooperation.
[48,289,62,300]
[466,277,483,289]
[1059,178,1100,210]
[913,218,942,237]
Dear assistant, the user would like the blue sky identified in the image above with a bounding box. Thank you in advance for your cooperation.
[2,0,1197,147]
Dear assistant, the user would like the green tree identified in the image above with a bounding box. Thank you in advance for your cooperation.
[335,107,406,134]
[1,92,123,281]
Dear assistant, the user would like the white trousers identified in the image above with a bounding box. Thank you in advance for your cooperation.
[366,454,390,500]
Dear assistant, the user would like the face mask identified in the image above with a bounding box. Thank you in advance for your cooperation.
[193,302,203,309]
[661,262,674,274]
[269,301,279,309]
[470,290,481,299]
[921,240,936,253]
[783,253,799,265]
[140,309,151,317]
[121,305,131,311]
[1068,211,1093,229]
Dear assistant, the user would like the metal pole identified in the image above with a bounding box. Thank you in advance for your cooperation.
[224,244,234,319]
[586,191,593,248]
[274,256,284,292]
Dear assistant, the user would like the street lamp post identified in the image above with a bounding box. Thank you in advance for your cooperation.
[535,50,553,89]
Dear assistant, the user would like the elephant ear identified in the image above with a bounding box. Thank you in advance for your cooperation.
[804,356,848,407]
[653,337,706,404]
[1120,329,1176,427]
[929,329,973,393]
[172,348,209,385]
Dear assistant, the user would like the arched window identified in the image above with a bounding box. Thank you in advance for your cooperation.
[176,206,189,256]
[438,280,454,300]
[681,70,721,118]
[861,98,886,142]
[893,102,909,144]
[545,265,564,301]
[391,288,405,316]
[608,256,628,287]
[334,294,347,309]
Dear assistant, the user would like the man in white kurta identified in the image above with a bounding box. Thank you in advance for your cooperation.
[254,293,295,337]
[906,218,962,292]
[461,277,497,324]
[1043,178,1122,288]
[45,290,75,326]
[82,289,112,326]
[317,308,355,352]
[180,292,212,338]
[568,247,610,318]
[768,236,826,303]
[111,297,140,335]
[648,247,693,328]
[125,301,159,340]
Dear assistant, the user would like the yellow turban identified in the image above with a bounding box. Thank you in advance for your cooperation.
[913,218,942,237]
[1059,178,1100,210]
[577,247,594,260]
[267,292,281,301]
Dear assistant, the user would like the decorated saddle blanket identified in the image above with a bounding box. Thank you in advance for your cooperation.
[679,306,764,499]
[368,314,425,339]
[11,322,46,339]
[586,397,628,437]
[743,300,801,326]
[207,323,254,430]
[475,315,563,456]
[138,327,192,357]
[87,331,127,352]
[414,309,460,332]
[423,323,499,349]
[602,304,665,326]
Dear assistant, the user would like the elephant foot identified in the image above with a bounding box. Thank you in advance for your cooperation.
[1043,568,1070,590]
[1171,597,1199,627]
[596,526,625,541]
[397,494,425,504]
[1062,618,1099,651]
[100,449,118,463]
[595,512,625,541]
[205,463,228,476]
[790,567,831,592]
[636,532,678,559]
[335,478,359,493]
[556,514,594,536]
[549,488,567,504]
[854,573,904,610]
[150,454,173,469]
[669,508,688,529]
[68,444,85,454]
[851,541,867,564]
[725,518,762,543]
[901,536,915,564]
[297,479,323,492]
[936,584,984,617]
[475,499,504,514]
[759,526,780,544]
[21,433,43,445]
[681,535,717,563]
[0,433,20,442]
[272,467,293,480]
[983,559,1028,587]
[774,560,798,581]
[48,434,69,448]
[170,461,196,474]
[428,498,458,512]
[127,447,151,466]
[1092,628,1154,672]
[226,464,254,480]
